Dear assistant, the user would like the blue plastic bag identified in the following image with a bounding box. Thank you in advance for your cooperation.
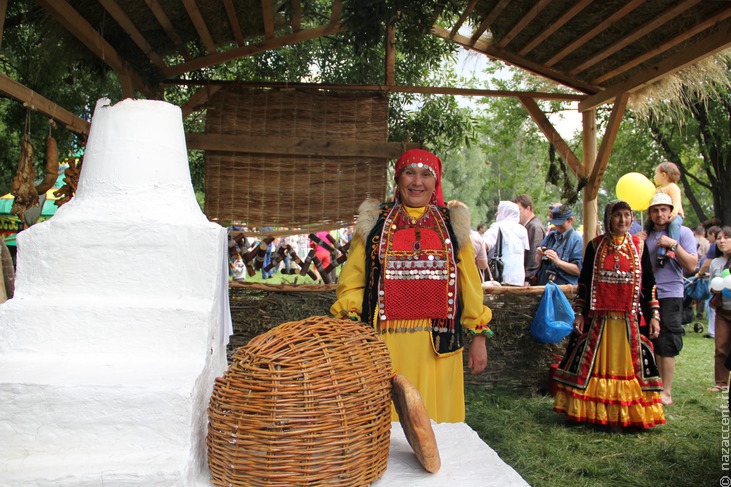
[530,282,575,343]
[685,276,711,301]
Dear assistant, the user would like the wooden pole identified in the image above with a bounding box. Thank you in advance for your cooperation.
[385,23,395,87]
[582,108,598,244]
[0,0,7,49]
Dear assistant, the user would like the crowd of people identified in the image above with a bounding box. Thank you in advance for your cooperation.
[227,152,726,432]
[226,227,352,283]
[476,161,729,426]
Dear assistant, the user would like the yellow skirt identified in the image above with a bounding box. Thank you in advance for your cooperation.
[380,319,465,423]
[553,318,665,429]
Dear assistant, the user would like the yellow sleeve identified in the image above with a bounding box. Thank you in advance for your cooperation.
[330,236,366,321]
[457,241,493,335]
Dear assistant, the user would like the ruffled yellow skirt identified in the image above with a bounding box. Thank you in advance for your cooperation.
[379,319,465,423]
[553,318,665,429]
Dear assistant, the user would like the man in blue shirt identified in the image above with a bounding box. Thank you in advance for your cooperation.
[534,205,583,285]
[642,193,698,406]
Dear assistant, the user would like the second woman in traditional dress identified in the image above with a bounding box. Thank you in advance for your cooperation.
[553,200,666,429]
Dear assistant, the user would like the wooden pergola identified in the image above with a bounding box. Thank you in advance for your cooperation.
[3,0,731,240]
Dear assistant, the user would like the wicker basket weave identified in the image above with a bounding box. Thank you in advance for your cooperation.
[207,316,393,486]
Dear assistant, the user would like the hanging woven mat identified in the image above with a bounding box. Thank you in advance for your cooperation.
[207,315,393,487]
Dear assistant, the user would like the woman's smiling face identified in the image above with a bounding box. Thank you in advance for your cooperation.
[397,166,436,207]
[609,208,633,235]
[717,230,731,255]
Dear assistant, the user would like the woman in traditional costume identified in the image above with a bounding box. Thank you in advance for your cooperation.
[708,226,731,393]
[330,149,492,423]
[553,200,666,429]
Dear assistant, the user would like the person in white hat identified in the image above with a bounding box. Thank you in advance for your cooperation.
[639,192,698,406]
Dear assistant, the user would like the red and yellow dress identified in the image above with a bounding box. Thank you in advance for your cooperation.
[331,200,492,423]
[553,233,665,428]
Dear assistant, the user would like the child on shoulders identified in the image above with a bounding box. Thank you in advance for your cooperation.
[653,161,684,263]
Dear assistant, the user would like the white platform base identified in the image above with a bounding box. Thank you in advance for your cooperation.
[190,421,529,487]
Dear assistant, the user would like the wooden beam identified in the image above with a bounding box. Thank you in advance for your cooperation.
[544,0,645,68]
[582,109,598,243]
[580,17,731,111]
[223,0,245,46]
[232,282,337,292]
[162,78,586,101]
[570,0,700,76]
[181,85,221,118]
[144,0,191,60]
[185,133,423,158]
[98,0,166,70]
[182,0,217,54]
[0,0,7,49]
[587,92,629,200]
[482,284,577,295]
[592,7,731,85]
[495,0,552,49]
[432,25,600,94]
[291,0,302,32]
[0,73,90,134]
[517,0,592,57]
[261,0,275,39]
[37,0,149,95]
[119,70,134,98]
[470,0,510,44]
[385,23,395,86]
[450,0,479,39]
[331,0,342,23]
[383,84,584,100]
[162,23,341,78]
[518,96,584,178]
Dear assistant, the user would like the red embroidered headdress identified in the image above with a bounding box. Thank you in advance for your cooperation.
[394,149,445,206]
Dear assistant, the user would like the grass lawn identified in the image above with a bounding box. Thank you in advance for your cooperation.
[465,323,725,487]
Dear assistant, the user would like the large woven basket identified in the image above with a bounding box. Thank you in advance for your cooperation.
[207,316,393,486]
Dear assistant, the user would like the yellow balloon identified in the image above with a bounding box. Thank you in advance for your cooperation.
[615,172,655,211]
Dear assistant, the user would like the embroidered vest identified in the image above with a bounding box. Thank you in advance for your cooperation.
[362,202,464,354]
[589,234,643,317]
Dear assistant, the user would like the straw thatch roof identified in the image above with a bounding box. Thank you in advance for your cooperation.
[22,0,731,110]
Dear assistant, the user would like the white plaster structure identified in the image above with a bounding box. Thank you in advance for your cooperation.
[0,99,228,486]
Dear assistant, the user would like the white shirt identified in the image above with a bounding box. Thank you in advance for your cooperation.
[483,201,530,285]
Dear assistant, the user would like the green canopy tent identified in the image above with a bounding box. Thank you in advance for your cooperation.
[0,172,65,247]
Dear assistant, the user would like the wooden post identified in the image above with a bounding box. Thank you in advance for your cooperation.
[0,0,7,49]
[385,23,395,87]
[0,258,6,304]
[582,108,598,244]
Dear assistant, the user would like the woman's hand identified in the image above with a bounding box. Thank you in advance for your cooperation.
[468,334,487,375]
[649,318,660,338]
[573,314,585,334]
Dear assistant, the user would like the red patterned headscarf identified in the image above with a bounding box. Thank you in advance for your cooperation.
[393,149,445,206]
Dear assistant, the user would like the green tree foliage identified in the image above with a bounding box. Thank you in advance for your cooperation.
[597,55,731,227]
[438,66,575,226]
[0,1,123,194]
[440,144,491,225]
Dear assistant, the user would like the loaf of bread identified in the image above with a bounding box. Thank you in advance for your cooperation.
[391,374,441,473]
